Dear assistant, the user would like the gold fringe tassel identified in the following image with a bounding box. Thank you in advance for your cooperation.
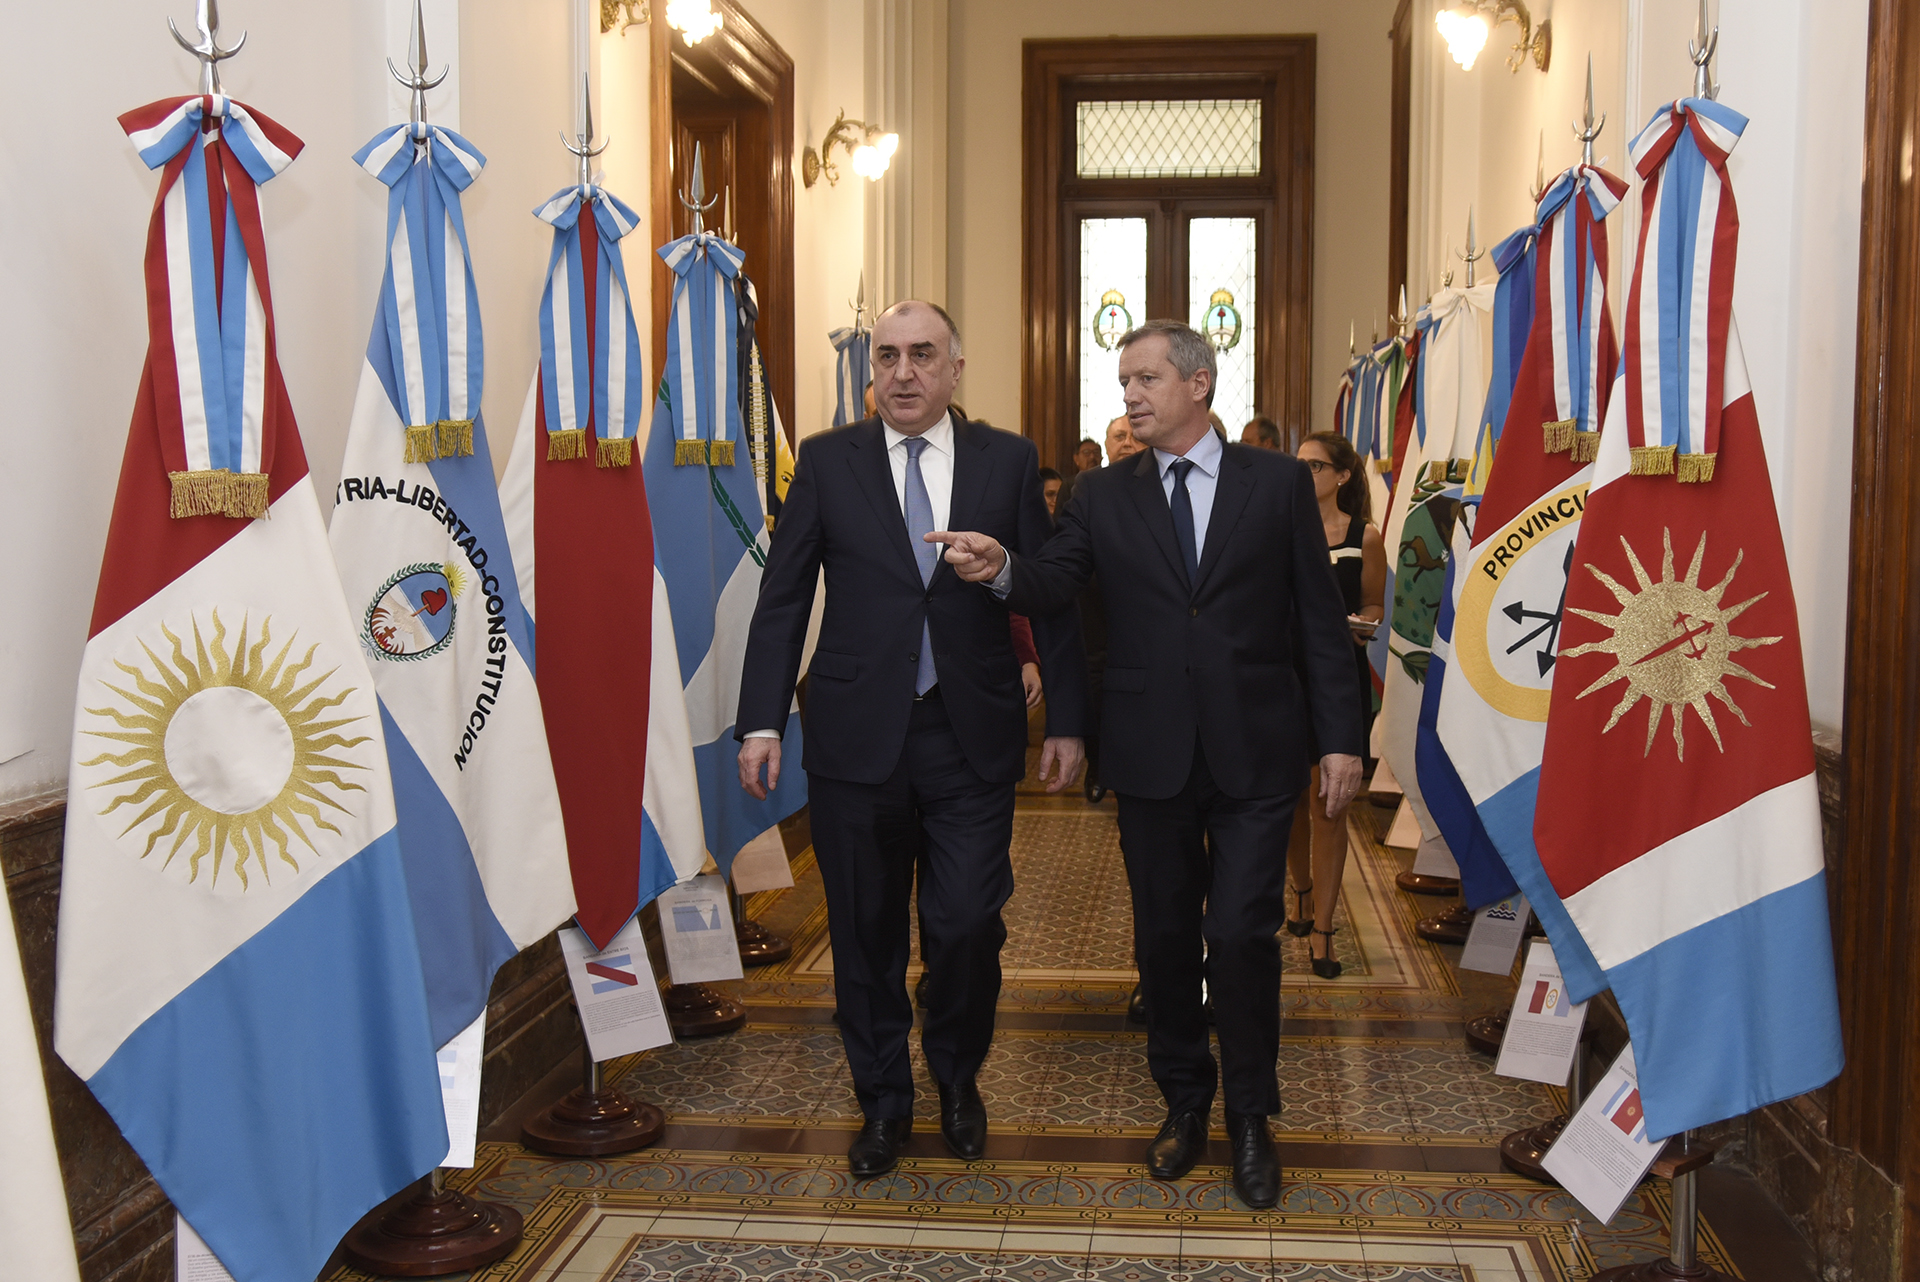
[436,419,475,458]
[1542,418,1576,454]
[1570,430,1601,463]
[546,427,587,461]
[168,469,268,519]
[1375,457,1393,474]
[1676,452,1718,484]
[1630,444,1677,475]
[674,439,709,466]
[596,436,634,468]
[404,424,438,463]
[709,440,736,467]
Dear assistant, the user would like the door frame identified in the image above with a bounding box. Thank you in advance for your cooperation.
[1021,37,1316,469]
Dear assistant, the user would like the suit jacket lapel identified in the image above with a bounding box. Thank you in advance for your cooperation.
[1193,446,1256,594]
[937,415,995,586]
[847,420,923,585]
[1126,450,1191,588]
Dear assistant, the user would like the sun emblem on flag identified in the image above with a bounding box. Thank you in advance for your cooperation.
[77,611,372,890]
[1565,528,1782,760]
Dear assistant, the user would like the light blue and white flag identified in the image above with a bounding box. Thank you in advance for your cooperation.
[645,235,807,877]
[830,325,871,426]
[331,122,576,1047]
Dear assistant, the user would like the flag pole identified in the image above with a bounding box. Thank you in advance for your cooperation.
[1591,1130,1731,1281]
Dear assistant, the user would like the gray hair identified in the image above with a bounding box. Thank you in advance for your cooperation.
[1118,319,1216,406]
[878,299,964,360]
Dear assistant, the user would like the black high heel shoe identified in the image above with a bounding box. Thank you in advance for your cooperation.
[1285,883,1315,938]
[1310,927,1343,980]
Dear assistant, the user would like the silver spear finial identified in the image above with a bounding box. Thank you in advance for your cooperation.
[680,141,720,234]
[561,75,611,190]
[168,0,247,96]
[387,0,448,134]
[1689,0,1719,100]
[1573,53,1607,168]
[1457,205,1485,288]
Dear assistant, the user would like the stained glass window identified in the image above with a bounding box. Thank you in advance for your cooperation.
[1079,218,1148,451]
[1189,217,1258,433]
[1076,100,1262,179]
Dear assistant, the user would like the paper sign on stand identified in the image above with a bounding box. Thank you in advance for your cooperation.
[1495,939,1590,1083]
[558,916,675,1061]
[437,1014,486,1169]
[1410,833,1459,877]
[1460,894,1530,975]
[656,873,746,984]
[1541,1044,1667,1224]
[1384,797,1422,848]
[729,826,795,895]
[176,1216,235,1282]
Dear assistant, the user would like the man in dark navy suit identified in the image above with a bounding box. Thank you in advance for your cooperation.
[735,300,1086,1177]
[930,319,1363,1209]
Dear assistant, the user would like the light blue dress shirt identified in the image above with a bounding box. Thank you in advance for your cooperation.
[1151,428,1224,557]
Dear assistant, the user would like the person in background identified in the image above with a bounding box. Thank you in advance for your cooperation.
[1241,417,1283,450]
[1283,431,1385,980]
[1039,467,1063,518]
[1072,437,1103,475]
[1105,414,1142,465]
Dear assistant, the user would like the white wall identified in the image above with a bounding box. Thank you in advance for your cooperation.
[946,0,1399,437]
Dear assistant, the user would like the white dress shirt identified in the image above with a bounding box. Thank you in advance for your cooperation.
[746,411,956,740]
[883,410,955,529]
[1151,427,1224,556]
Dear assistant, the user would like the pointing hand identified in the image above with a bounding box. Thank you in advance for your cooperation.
[923,530,1007,582]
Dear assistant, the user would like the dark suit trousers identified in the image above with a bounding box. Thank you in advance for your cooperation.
[808,693,1016,1119]
[1117,738,1299,1117]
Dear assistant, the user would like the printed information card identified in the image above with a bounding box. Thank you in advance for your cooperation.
[1460,894,1530,975]
[175,1216,235,1282]
[656,873,746,984]
[1541,1044,1669,1224]
[437,1013,486,1169]
[558,917,675,1061]
[1495,939,1590,1084]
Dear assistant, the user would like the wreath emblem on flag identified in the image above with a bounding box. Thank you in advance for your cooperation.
[1203,288,1243,352]
[76,612,372,891]
[1091,290,1132,351]
[364,563,466,661]
[1565,528,1782,760]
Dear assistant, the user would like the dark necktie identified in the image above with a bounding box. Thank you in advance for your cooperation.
[1168,457,1199,584]
[904,437,939,695]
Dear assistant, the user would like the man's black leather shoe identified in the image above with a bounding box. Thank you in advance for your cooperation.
[1127,983,1148,1024]
[848,1117,912,1177]
[1145,1109,1208,1180]
[1225,1112,1280,1208]
[937,1079,988,1159]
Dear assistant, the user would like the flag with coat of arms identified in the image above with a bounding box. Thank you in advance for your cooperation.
[499,174,707,948]
[1437,163,1627,990]
[1533,97,1843,1138]
[644,230,808,880]
[328,118,576,1049]
[57,95,446,1282]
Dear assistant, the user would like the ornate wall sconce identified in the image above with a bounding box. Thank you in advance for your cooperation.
[801,110,900,187]
[600,0,647,34]
[1435,1,1551,73]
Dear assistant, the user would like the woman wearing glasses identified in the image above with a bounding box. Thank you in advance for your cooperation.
[1285,431,1386,978]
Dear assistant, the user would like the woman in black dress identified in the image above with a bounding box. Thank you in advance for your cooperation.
[1285,431,1386,978]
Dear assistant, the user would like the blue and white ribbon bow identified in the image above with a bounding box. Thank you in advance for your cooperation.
[354,123,487,462]
[829,325,871,427]
[122,95,300,517]
[534,183,646,466]
[1623,97,1748,482]
[1534,165,1627,459]
[659,233,748,466]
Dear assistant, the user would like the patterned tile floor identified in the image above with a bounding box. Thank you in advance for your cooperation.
[325,776,1770,1282]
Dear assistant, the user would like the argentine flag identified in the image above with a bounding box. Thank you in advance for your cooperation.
[646,238,806,876]
[329,122,576,1050]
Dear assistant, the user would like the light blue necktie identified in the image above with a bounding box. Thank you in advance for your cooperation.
[904,437,939,695]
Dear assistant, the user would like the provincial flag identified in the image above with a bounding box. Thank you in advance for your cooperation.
[56,97,445,1282]
[1435,165,1628,996]
[1605,1084,1647,1140]
[1533,99,1843,1138]
[830,323,871,429]
[329,121,576,1049]
[586,953,641,993]
[644,237,807,880]
[499,177,708,948]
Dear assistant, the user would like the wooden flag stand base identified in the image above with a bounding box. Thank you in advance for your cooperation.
[1396,872,1459,896]
[664,981,747,1037]
[1592,1134,1729,1281]
[732,885,791,967]
[1500,1028,1591,1183]
[339,1168,522,1277]
[1464,1010,1508,1056]
[520,1054,666,1156]
[1416,902,1474,945]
